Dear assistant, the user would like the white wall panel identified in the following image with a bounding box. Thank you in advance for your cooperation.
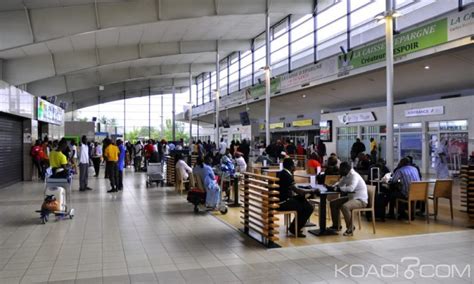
[99,46,139,65]
[141,42,180,57]
[30,5,96,41]
[98,0,157,28]
[54,49,97,74]
[0,11,32,50]
[27,76,66,97]
[160,0,215,20]
[4,55,54,85]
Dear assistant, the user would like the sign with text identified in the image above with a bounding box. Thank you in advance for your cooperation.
[338,112,376,124]
[338,18,448,71]
[280,58,337,90]
[37,98,64,125]
[292,119,313,127]
[269,122,284,129]
[405,106,444,117]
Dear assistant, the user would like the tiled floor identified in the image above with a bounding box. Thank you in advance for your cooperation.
[0,169,472,283]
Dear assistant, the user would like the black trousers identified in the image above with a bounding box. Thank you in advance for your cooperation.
[278,196,314,233]
[32,158,42,179]
[92,157,101,176]
[117,170,123,190]
[106,161,118,189]
[134,156,142,172]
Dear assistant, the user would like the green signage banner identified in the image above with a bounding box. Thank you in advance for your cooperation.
[246,77,281,98]
[338,18,448,70]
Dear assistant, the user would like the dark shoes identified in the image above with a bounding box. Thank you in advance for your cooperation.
[86,187,93,190]
[329,225,342,231]
[107,188,118,193]
[289,228,306,238]
[343,227,356,236]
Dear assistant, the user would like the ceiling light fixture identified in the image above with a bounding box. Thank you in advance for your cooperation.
[99,85,104,91]
[302,94,306,98]
[424,65,430,70]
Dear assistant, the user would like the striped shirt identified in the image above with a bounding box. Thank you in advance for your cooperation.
[391,165,421,197]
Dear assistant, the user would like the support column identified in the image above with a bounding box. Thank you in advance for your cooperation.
[215,50,220,143]
[385,0,395,170]
[160,95,164,137]
[264,0,271,147]
[0,59,3,80]
[189,74,193,144]
[172,85,176,141]
[123,90,126,140]
[148,87,151,139]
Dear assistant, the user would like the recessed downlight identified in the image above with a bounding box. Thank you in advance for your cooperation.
[302,94,306,98]
[424,65,430,70]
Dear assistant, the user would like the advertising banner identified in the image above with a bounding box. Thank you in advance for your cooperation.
[245,77,281,98]
[338,18,448,71]
[37,98,64,125]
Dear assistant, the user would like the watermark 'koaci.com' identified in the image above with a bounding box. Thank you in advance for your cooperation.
[335,257,471,279]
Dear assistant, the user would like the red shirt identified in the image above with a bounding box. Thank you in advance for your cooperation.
[144,144,154,158]
[296,146,305,155]
[307,159,321,169]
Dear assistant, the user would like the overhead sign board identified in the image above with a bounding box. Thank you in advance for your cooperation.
[37,98,64,125]
[292,119,313,127]
[269,122,284,129]
[338,112,376,124]
[405,106,444,117]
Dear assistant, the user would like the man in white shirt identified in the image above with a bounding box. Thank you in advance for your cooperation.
[175,154,193,188]
[79,135,92,191]
[133,141,143,172]
[328,162,368,236]
[219,138,227,155]
[234,152,247,173]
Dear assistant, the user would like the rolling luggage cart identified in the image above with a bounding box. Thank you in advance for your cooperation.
[146,162,164,187]
[36,172,75,224]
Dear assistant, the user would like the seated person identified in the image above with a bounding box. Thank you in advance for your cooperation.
[329,162,368,236]
[276,158,314,238]
[255,151,274,165]
[49,140,70,178]
[325,156,340,175]
[307,153,322,174]
[193,155,221,208]
[149,150,160,163]
[176,153,193,187]
[328,153,341,167]
[234,152,247,174]
[388,157,421,219]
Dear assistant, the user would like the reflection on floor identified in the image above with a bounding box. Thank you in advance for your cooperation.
[0,168,472,283]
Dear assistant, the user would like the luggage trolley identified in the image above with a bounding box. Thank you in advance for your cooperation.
[146,162,164,187]
[36,172,75,224]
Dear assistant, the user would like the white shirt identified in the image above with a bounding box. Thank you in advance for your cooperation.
[176,160,193,180]
[219,141,227,155]
[163,144,170,155]
[235,156,247,173]
[79,144,89,164]
[94,145,102,157]
[134,144,142,157]
[72,145,77,158]
[334,169,368,204]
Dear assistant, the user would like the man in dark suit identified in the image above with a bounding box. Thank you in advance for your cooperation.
[276,158,314,237]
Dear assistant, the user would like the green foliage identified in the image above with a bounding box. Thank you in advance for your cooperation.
[125,119,188,142]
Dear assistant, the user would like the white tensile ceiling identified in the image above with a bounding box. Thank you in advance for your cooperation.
[0,0,314,109]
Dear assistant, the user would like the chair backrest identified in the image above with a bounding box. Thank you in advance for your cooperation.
[325,175,340,186]
[433,179,453,198]
[367,185,376,209]
[408,181,429,201]
[194,173,205,190]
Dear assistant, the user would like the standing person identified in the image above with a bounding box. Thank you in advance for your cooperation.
[104,139,119,192]
[117,139,126,191]
[30,140,43,180]
[317,139,327,164]
[126,142,133,168]
[79,135,92,191]
[435,139,450,179]
[329,162,368,236]
[239,139,250,163]
[229,140,235,157]
[133,141,143,172]
[276,158,314,237]
[219,138,227,155]
[92,142,102,177]
[369,138,378,163]
[66,140,75,172]
[234,152,247,174]
[102,138,111,179]
[144,140,154,168]
[286,140,296,155]
[350,138,366,162]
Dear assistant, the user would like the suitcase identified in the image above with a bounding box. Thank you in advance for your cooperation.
[45,186,66,212]
[366,192,388,222]
[186,188,206,205]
